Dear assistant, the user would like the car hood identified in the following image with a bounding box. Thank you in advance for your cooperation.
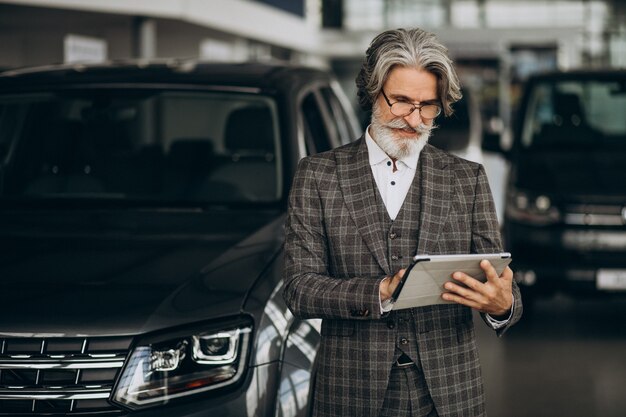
[514,150,626,201]
[0,208,284,337]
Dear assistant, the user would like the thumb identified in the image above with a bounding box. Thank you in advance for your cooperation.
[395,268,406,281]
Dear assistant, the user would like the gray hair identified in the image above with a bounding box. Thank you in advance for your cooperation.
[356,28,462,117]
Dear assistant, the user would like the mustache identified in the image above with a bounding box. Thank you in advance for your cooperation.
[384,118,432,134]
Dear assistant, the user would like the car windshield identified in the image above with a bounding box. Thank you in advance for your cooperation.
[521,78,626,150]
[0,88,282,204]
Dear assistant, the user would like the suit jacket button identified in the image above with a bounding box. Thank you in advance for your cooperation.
[389,233,397,239]
[391,255,399,261]
[387,321,395,329]
[400,337,409,345]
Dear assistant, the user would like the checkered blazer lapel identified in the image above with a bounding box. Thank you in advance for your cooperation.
[416,144,454,255]
[336,137,390,274]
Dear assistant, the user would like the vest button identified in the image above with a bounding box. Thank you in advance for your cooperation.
[391,255,399,261]
[400,337,409,345]
[387,321,395,329]
[389,233,397,239]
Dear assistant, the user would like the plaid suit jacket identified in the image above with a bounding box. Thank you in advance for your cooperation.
[283,137,523,417]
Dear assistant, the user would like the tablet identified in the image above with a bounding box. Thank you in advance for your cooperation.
[389,253,512,310]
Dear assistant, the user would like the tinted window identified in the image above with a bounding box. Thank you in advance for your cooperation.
[319,87,353,145]
[0,90,282,203]
[302,92,332,154]
[521,79,626,149]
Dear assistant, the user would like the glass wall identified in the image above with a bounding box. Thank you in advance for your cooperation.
[343,0,609,31]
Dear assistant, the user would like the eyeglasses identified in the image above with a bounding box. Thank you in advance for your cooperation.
[380,90,442,119]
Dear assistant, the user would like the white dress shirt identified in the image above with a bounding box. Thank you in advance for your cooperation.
[365,130,419,221]
[365,128,512,327]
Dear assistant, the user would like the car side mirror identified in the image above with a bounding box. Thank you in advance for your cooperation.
[480,117,510,159]
[482,132,502,153]
[482,131,514,161]
[481,116,511,158]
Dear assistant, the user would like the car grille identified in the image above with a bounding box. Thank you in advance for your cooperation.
[564,204,626,226]
[0,337,132,415]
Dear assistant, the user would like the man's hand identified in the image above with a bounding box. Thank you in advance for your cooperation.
[379,269,406,302]
[441,260,513,317]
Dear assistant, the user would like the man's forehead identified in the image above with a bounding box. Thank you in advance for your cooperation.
[383,66,438,100]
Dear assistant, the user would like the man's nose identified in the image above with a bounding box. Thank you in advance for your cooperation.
[403,109,423,128]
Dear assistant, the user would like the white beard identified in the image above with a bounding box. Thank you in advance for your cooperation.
[369,102,433,160]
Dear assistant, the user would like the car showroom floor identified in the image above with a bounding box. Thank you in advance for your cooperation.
[475,293,626,417]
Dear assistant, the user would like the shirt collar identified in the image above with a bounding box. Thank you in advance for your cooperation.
[365,125,420,170]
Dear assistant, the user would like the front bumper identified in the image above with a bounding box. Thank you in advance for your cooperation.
[505,221,626,294]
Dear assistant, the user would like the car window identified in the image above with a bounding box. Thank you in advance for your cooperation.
[0,89,282,203]
[319,87,353,145]
[302,92,333,154]
[522,79,626,149]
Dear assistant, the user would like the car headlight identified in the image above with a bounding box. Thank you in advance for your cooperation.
[112,318,253,410]
[506,189,560,225]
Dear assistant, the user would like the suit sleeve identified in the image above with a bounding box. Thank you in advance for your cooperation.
[471,164,523,336]
[282,157,384,321]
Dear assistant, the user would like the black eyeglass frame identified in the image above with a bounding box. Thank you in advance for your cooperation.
[380,90,442,119]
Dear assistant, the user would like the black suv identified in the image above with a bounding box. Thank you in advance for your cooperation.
[497,69,626,301]
[0,61,360,416]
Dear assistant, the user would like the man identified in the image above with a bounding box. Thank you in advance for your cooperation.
[283,28,522,417]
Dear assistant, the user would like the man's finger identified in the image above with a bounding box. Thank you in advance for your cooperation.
[384,269,406,297]
[481,260,500,284]
[394,268,406,283]
[442,292,482,310]
[444,281,484,302]
[451,271,484,291]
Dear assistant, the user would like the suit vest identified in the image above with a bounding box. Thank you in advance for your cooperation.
[374,160,442,417]
[374,162,423,366]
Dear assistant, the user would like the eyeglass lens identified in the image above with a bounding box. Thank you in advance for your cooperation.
[391,102,441,118]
